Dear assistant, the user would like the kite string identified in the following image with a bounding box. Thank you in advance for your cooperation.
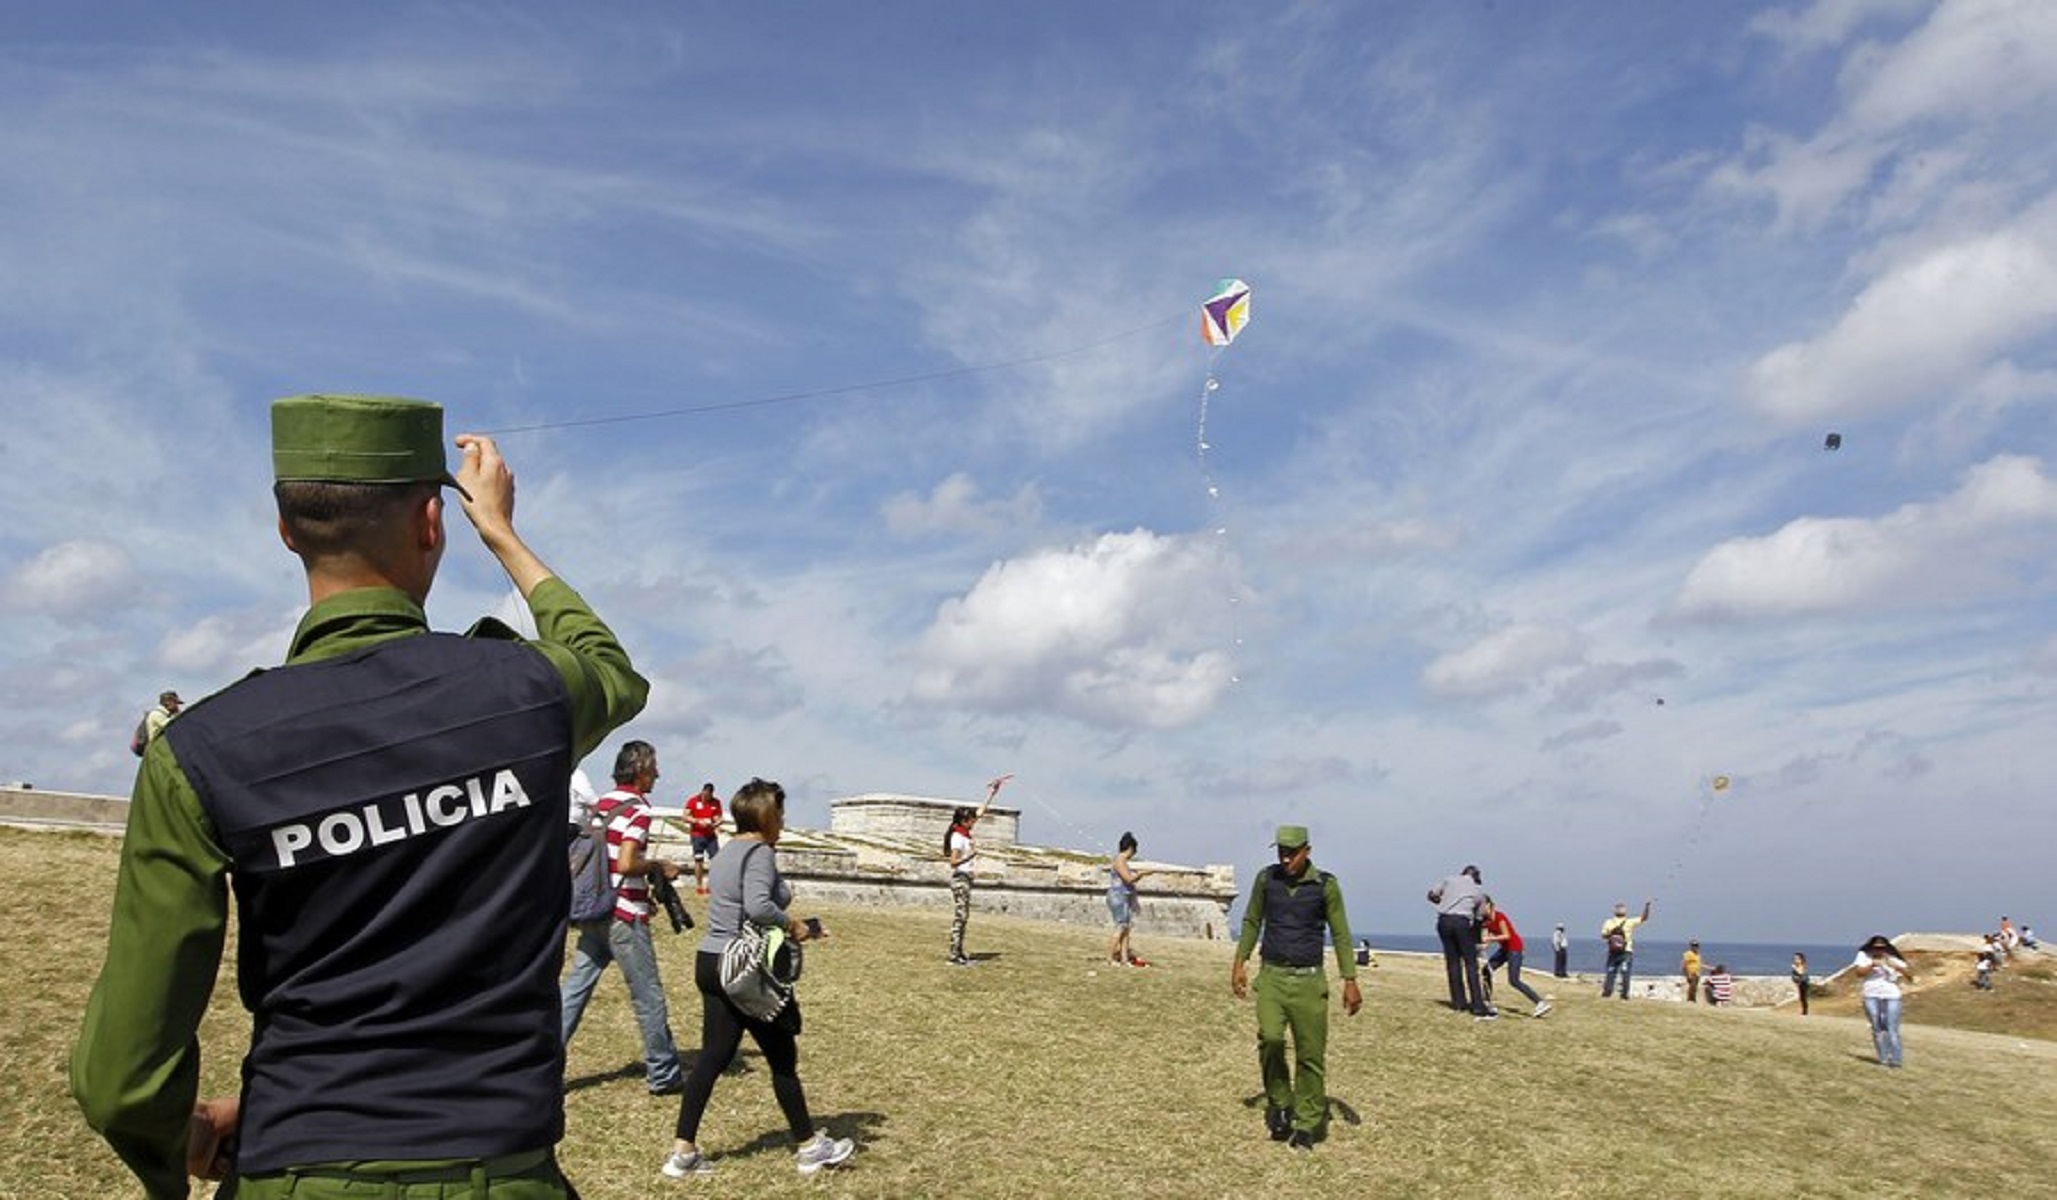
[481,312,1186,435]
[1009,782,1109,857]
[1650,785,1718,904]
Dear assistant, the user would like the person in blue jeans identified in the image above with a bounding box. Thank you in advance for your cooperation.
[559,740,686,1094]
[1599,899,1653,1000]
[1854,934,1913,1067]
[1480,897,1552,1018]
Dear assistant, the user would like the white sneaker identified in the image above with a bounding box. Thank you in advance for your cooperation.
[1533,1001,1553,1018]
[795,1132,856,1175]
[661,1149,714,1178]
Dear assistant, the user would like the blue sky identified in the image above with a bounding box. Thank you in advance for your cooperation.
[3,1,2052,943]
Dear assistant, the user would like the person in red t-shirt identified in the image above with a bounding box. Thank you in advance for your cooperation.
[1480,897,1552,1018]
[685,782,723,896]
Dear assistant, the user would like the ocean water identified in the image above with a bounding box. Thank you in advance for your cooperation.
[1362,932,1857,977]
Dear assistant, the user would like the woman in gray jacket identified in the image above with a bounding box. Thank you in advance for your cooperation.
[662,779,855,1179]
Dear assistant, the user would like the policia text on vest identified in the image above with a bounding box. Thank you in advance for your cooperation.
[265,769,534,869]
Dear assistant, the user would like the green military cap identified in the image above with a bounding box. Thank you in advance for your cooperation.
[271,394,468,495]
[1274,824,1309,850]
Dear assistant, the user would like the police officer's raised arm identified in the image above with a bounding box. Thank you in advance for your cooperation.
[454,432,648,756]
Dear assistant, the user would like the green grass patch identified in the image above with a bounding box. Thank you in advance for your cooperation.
[14,827,2056,1198]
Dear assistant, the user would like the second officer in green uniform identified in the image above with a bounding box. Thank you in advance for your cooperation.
[1229,824,1363,1150]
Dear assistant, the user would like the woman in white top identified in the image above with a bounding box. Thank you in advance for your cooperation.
[1852,934,1914,1068]
[944,776,1006,966]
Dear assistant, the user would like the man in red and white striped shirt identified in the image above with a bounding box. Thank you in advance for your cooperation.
[559,740,686,1093]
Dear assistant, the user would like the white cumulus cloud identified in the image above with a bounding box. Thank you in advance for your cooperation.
[1422,624,1587,699]
[882,472,1043,539]
[1747,221,2057,422]
[1747,0,1931,53]
[157,610,302,679]
[910,529,1236,728]
[1840,0,2057,133]
[6,539,135,619]
[1672,454,2057,619]
[1721,0,2057,228]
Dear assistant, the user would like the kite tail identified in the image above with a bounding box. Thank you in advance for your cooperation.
[1195,345,1246,689]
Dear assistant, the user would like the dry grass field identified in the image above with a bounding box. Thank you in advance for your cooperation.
[9,825,2055,1199]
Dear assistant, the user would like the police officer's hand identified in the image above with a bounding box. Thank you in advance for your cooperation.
[453,434,515,533]
[1230,959,1249,999]
[454,432,554,596]
[186,1096,238,1180]
[1342,978,1363,1017]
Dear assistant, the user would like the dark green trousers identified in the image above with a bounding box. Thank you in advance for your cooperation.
[1254,963,1330,1134]
[222,1151,571,1200]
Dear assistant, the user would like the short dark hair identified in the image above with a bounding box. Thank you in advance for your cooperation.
[728,778,781,835]
[612,740,657,785]
[274,479,435,558]
[731,778,785,833]
[1118,831,1138,854]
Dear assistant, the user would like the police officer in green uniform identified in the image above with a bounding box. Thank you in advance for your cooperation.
[1229,824,1362,1151]
[71,395,649,1199]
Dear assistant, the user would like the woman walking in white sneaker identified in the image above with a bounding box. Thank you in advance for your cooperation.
[662,779,854,1179]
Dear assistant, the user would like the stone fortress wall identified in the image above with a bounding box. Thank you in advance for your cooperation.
[0,784,1242,944]
[0,785,127,829]
[648,792,1241,942]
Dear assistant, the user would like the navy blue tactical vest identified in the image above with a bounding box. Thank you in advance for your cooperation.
[164,630,572,1172]
[1258,865,1333,968]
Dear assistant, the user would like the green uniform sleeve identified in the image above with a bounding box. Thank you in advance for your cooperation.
[1325,874,1357,980]
[522,576,649,758]
[71,744,231,1200]
[1234,868,1269,962]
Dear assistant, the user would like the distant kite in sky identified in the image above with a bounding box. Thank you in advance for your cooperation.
[1711,775,1731,793]
[1201,278,1251,347]
[1824,432,1842,451]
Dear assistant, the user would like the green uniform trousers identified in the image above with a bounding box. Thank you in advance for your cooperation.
[221,1152,572,1200]
[1255,963,1330,1135]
